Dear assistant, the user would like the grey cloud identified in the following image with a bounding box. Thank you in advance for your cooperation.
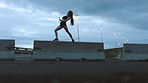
[24,0,148,30]
[2,0,148,31]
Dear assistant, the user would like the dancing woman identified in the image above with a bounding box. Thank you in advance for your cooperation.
[53,10,75,42]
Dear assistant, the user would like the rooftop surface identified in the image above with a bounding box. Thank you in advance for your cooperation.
[0,60,148,83]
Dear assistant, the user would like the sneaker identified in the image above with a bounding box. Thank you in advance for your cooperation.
[53,38,59,41]
[72,39,75,42]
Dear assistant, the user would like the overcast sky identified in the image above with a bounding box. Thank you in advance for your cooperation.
[0,0,148,48]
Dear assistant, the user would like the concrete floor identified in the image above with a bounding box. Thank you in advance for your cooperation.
[0,60,148,83]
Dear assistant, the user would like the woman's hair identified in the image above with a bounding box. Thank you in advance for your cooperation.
[67,10,74,25]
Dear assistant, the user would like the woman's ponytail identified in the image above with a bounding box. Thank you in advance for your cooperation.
[68,10,74,26]
[71,17,74,25]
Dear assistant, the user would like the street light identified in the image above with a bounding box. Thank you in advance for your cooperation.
[122,35,128,44]
[113,32,117,48]
[100,26,103,42]
[118,43,121,47]
[124,39,128,43]
[76,15,80,42]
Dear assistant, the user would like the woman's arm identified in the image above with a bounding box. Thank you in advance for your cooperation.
[62,17,71,22]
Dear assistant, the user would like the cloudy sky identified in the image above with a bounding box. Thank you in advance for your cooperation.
[0,0,148,48]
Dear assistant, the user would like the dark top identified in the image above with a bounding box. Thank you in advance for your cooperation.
[60,16,68,27]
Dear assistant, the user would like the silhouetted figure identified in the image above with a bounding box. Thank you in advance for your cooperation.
[53,10,74,42]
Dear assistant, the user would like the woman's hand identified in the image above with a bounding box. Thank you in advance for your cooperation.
[59,17,62,21]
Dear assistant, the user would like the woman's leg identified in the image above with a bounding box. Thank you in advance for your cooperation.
[54,26,62,39]
[64,26,74,42]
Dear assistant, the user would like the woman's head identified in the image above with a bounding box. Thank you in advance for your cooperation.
[67,11,73,17]
[67,10,74,25]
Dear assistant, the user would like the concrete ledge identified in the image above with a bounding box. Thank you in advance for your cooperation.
[0,39,15,60]
[121,44,148,61]
[33,41,105,61]
[121,54,148,61]
[33,52,105,61]
[0,39,15,51]
[0,51,15,60]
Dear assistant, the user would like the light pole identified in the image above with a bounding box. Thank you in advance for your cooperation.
[124,39,128,43]
[122,35,128,44]
[114,32,117,48]
[122,35,125,44]
[100,26,103,42]
[118,43,121,47]
[76,15,80,42]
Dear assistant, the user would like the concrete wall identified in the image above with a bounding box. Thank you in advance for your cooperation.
[121,44,148,61]
[0,39,15,51]
[0,39,15,60]
[33,40,105,61]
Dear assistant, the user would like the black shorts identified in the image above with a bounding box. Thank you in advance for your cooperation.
[60,21,66,27]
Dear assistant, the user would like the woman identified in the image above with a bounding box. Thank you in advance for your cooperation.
[53,10,75,42]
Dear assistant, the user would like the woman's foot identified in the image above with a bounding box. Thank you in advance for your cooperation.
[53,38,59,41]
[72,39,75,42]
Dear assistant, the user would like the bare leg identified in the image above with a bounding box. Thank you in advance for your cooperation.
[54,26,62,39]
[64,26,74,42]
